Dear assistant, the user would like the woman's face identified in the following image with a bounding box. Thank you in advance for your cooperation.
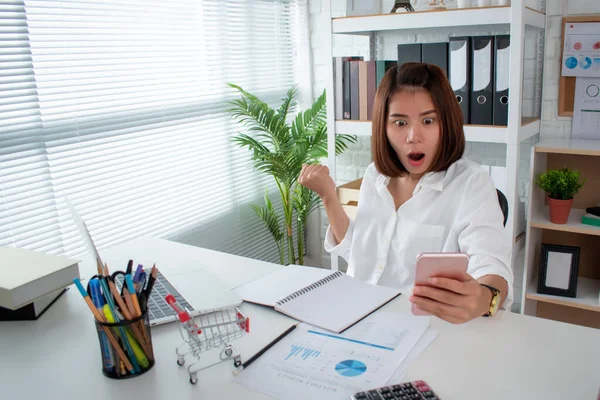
[386,89,441,177]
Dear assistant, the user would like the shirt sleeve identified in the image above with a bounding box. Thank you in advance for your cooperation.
[456,170,515,311]
[324,217,354,262]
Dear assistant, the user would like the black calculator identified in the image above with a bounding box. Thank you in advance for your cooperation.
[351,380,440,400]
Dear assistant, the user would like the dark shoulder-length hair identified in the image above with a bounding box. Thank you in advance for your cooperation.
[371,62,465,177]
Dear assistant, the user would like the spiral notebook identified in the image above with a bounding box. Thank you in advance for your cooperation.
[234,266,402,333]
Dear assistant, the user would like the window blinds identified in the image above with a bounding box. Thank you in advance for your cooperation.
[0,0,304,263]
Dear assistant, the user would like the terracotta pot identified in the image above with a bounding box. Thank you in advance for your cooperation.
[547,197,573,224]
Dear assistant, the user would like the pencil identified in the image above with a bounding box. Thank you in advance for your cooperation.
[73,279,135,373]
[109,281,151,358]
[108,280,132,320]
[234,324,297,374]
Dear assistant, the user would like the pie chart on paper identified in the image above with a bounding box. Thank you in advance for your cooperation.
[335,360,367,377]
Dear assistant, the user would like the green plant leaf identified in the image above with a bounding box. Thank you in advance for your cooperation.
[535,168,586,200]
[227,84,357,264]
[252,191,284,243]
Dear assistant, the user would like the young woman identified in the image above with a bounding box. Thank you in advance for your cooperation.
[298,62,513,324]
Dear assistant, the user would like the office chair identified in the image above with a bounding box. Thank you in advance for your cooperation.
[496,189,509,227]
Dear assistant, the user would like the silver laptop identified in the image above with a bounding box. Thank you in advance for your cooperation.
[115,267,242,326]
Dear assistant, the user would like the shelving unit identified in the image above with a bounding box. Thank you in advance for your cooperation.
[521,138,600,328]
[323,2,547,275]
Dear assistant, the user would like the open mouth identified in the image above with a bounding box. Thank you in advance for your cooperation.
[408,152,425,161]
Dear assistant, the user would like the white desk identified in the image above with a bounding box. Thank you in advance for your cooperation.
[1,236,599,400]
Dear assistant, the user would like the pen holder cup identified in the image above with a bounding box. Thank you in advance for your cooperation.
[94,310,155,379]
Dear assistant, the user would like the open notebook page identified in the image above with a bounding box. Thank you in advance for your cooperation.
[232,265,333,307]
[275,272,402,333]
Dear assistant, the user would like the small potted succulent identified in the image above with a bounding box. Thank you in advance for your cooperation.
[535,168,585,224]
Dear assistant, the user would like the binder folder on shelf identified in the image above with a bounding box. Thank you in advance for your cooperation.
[470,36,495,126]
[493,35,510,126]
[422,42,448,77]
[449,37,471,124]
[350,60,360,120]
[397,43,422,67]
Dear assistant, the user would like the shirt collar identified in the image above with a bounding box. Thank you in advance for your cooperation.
[375,169,446,193]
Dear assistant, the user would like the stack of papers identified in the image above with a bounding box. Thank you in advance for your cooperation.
[233,311,437,400]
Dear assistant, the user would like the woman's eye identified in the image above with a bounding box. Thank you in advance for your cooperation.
[394,120,407,127]
[423,117,434,125]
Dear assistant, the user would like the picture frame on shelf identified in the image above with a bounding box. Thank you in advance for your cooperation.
[537,244,580,298]
[346,0,382,16]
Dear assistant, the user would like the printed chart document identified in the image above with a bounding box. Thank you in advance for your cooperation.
[233,313,430,400]
[234,267,402,333]
[386,328,439,384]
[572,77,600,140]
[561,22,600,78]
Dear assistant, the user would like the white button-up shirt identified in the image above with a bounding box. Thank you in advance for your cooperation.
[325,158,514,310]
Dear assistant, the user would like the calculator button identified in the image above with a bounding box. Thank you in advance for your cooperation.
[369,390,384,400]
[354,393,368,399]
[382,393,395,399]
[417,385,430,392]
[414,381,426,387]
[392,385,403,391]
[421,391,434,397]
[380,388,391,394]
[410,394,421,399]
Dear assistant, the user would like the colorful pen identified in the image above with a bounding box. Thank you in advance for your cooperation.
[98,276,141,373]
[103,304,149,369]
[73,279,135,374]
[89,279,116,374]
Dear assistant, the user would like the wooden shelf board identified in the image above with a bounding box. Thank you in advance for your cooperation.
[531,207,600,237]
[535,138,600,156]
[526,277,600,312]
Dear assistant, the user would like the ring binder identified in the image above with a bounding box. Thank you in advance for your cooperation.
[276,272,344,306]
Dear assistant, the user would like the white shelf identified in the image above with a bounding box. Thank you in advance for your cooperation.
[335,120,372,136]
[335,120,507,143]
[535,138,600,156]
[335,118,541,144]
[531,207,600,237]
[526,277,600,312]
[331,6,544,35]
[518,117,540,142]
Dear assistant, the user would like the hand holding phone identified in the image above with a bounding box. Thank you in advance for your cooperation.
[411,252,469,316]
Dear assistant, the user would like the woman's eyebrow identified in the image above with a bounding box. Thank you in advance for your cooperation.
[389,110,437,118]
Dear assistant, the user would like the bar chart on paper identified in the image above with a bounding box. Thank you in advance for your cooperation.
[276,328,390,383]
[234,319,425,400]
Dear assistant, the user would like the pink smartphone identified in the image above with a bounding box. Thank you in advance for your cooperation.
[411,252,470,316]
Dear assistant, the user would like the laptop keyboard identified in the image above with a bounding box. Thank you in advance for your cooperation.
[114,269,195,323]
[147,270,195,321]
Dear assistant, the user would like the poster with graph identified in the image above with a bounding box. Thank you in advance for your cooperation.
[234,315,429,400]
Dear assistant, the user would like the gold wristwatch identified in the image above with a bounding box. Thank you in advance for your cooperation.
[480,284,501,317]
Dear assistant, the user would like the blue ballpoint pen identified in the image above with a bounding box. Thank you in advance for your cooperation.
[133,264,143,284]
[98,276,141,373]
[89,279,116,374]
[136,272,147,294]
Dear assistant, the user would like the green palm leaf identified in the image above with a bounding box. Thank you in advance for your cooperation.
[227,83,357,265]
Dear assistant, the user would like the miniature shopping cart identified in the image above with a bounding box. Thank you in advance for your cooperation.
[165,294,250,384]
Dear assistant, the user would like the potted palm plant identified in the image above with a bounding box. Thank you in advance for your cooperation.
[535,168,585,224]
[227,84,357,265]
